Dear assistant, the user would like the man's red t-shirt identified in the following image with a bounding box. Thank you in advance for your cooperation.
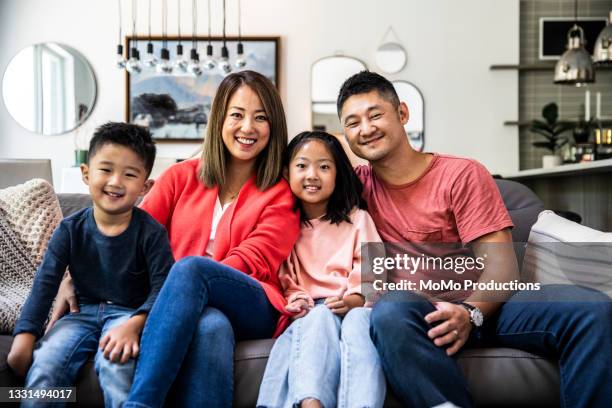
[355,153,514,244]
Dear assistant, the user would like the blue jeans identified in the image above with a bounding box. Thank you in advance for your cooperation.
[23,303,136,408]
[124,256,279,408]
[258,304,385,408]
[370,285,612,408]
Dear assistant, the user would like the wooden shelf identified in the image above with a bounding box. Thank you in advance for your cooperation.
[502,158,612,180]
[504,119,612,127]
[490,64,612,71]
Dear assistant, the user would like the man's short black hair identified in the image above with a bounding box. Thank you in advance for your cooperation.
[336,70,400,116]
[88,122,156,176]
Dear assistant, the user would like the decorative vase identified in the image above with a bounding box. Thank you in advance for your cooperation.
[74,149,88,166]
[542,154,562,168]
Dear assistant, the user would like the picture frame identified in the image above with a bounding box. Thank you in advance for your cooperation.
[125,36,280,142]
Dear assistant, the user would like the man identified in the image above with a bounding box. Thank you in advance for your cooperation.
[337,71,611,408]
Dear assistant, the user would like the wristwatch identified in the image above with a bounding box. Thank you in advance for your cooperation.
[459,302,484,328]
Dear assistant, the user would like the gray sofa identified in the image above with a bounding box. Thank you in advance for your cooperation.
[0,180,560,406]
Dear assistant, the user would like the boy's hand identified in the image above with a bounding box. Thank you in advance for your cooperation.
[99,314,146,364]
[46,274,79,334]
[285,298,311,319]
[325,294,365,316]
[7,333,36,377]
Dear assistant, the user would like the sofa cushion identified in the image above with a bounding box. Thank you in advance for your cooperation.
[0,179,62,334]
[523,210,612,296]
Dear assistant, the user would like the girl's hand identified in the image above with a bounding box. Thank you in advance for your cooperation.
[285,298,311,319]
[7,333,36,377]
[325,294,365,316]
[99,315,146,364]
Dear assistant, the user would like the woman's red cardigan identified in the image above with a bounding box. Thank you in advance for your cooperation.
[140,159,300,336]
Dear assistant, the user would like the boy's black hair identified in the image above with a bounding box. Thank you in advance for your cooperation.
[336,70,400,116]
[88,122,156,177]
[284,131,366,225]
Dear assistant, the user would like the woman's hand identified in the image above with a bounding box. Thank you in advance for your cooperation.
[425,301,472,356]
[46,274,79,334]
[285,298,311,319]
[99,314,146,364]
[325,293,365,316]
[7,333,36,377]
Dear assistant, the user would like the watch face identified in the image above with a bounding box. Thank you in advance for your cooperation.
[471,309,484,327]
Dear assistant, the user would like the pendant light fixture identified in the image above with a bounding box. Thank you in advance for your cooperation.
[203,0,216,70]
[593,11,612,66]
[234,0,246,68]
[219,0,232,75]
[553,0,595,86]
[144,0,158,68]
[116,0,126,68]
[157,0,173,74]
[188,0,203,76]
[174,0,189,74]
[126,0,142,74]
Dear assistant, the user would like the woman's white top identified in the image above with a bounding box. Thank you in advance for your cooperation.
[205,196,232,257]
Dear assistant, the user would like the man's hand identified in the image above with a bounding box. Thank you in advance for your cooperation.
[325,293,365,316]
[99,314,146,364]
[425,302,472,356]
[7,333,36,377]
[285,298,311,319]
[46,274,79,334]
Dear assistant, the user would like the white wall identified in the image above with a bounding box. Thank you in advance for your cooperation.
[0,0,519,187]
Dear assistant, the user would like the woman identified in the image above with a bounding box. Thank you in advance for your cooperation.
[53,70,299,407]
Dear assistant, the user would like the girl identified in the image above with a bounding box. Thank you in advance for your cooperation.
[257,131,386,408]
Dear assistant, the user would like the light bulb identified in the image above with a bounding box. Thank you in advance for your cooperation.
[234,43,246,68]
[203,44,216,70]
[156,48,173,74]
[126,48,142,74]
[219,46,232,75]
[188,49,203,77]
[173,44,188,74]
[116,45,127,69]
[144,42,158,68]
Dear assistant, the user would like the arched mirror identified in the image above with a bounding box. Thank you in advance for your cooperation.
[376,43,407,73]
[2,43,97,135]
[392,80,425,151]
[311,56,367,134]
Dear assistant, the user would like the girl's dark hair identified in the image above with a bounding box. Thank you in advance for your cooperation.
[284,131,366,225]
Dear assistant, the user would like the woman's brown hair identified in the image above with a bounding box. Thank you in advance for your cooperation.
[199,70,287,190]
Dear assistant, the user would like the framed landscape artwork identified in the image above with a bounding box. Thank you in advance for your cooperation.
[125,36,279,142]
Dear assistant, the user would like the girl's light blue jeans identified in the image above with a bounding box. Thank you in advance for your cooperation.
[257,304,386,408]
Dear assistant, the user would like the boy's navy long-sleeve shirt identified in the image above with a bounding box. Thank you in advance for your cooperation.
[13,207,174,338]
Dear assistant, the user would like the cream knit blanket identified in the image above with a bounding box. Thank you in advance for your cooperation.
[0,179,62,333]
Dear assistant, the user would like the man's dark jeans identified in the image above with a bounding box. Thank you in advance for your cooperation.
[370,285,612,408]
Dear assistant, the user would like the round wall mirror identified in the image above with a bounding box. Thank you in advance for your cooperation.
[311,56,367,134]
[376,43,407,73]
[392,80,424,151]
[2,43,97,135]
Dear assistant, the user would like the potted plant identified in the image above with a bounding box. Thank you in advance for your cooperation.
[530,103,574,168]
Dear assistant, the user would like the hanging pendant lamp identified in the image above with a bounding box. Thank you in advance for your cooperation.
[126,0,142,74]
[235,0,246,68]
[144,0,157,68]
[593,11,612,66]
[188,0,203,76]
[218,0,232,75]
[203,0,216,70]
[116,0,127,68]
[157,0,173,74]
[174,0,189,74]
[554,0,595,86]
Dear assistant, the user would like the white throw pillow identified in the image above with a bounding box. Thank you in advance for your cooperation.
[523,210,612,297]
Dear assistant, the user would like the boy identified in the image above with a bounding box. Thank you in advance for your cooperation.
[7,122,174,408]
